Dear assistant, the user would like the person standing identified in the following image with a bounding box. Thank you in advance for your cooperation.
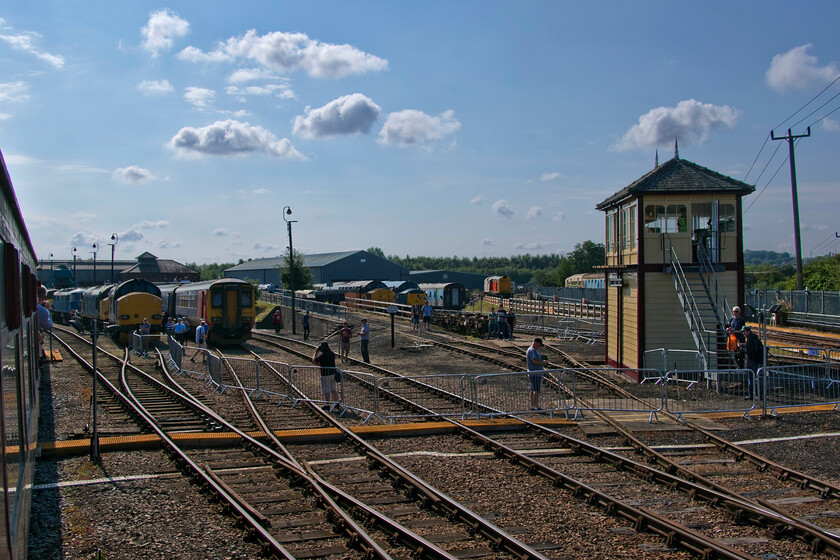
[497,307,508,340]
[273,308,284,334]
[487,307,498,339]
[190,319,209,364]
[421,301,433,331]
[302,311,310,341]
[412,306,420,331]
[338,322,352,364]
[526,337,548,411]
[312,342,339,406]
[37,285,52,367]
[741,326,764,399]
[506,310,516,340]
[358,318,370,364]
[138,318,152,356]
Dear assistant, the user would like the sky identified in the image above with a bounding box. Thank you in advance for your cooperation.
[2,1,840,265]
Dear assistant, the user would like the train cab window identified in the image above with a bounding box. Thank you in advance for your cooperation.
[240,289,252,307]
[211,288,223,307]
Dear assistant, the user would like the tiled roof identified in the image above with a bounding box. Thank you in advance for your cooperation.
[121,259,197,274]
[596,157,755,210]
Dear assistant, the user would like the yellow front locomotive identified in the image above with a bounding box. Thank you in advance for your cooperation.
[107,279,163,342]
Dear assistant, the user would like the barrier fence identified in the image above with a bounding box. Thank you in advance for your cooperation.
[160,344,840,422]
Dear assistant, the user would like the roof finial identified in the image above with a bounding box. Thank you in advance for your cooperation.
[655,149,659,168]
[674,138,679,159]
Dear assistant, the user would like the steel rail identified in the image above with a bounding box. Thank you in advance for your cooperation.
[218,352,460,560]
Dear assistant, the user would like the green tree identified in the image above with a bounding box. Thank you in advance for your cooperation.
[367,247,386,258]
[786,255,840,290]
[278,250,313,291]
[567,240,605,273]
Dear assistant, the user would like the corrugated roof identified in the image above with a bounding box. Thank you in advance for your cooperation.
[226,250,371,271]
[596,157,755,210]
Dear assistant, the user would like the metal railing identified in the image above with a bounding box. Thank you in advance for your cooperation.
[762,363,840,414]
[643,348,705,373]
[664,369,757,420]
[261,291,349,321]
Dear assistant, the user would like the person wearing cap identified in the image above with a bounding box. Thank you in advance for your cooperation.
[358,318,370,364]
[190,319,209,364]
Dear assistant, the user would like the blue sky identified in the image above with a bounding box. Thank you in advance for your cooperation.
[3,1,840,265]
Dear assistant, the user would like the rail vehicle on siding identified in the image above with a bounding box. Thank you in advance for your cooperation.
[418,282,467,310]
[301,280,393,306]
[51,287,85,323]
[564,272,606,289]
[1,151,40,559]
[484,276,512,298]
[160,279,255,344]
[80,279,163,340]
[383,281,427,307]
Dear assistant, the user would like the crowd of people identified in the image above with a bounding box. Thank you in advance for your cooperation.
[486,307,516,340]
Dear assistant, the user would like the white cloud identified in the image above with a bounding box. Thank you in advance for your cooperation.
[514,242,546,251]
[70,232,98,246]
[492,199,513,219]
[0,113,11,121]
[69,212,96,224]
[293,94,381,138]
[213,228,230,237]
[615,99,740,151]
[470,195,484,205]
[481,238,494,246]
[225,82,295,101]
[526,206,543,220]
[112,165,156,184]
[158,240,183,249]
[254,242,280,251]
[552,212,566,221]
[0,32,64,68]
[822,118,840,132]
[136,220,169,229]
[137,79,173,95]
[0,81,29,103]
[378,109,461,149]
[142,9,190,57]
[253,188,270,195]
[177,29,388,78]
[4,154,39,165]
[766,44,839,92]
[167,119,305,159]
[184,87,216,109]
[540,172,561,181]
[217,109,251,118]
[228,67,278,83]
[120,229,144,242]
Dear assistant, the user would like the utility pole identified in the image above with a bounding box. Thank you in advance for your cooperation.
[771,126,810,290]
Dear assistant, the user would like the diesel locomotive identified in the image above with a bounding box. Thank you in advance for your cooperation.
[160,279,255,344]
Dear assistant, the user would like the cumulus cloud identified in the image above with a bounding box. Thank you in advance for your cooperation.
[228,67,278,83]
[137,79,173,95]
[292,94,381,138]
[177,29,388,78]
[112,165,156,184]
[0,81,29,103]
[120,229,144,242]
[766,44,839,92]
[142,9,190,57]
[70,232,98,246]
[823,118,840,132]
[136,220,169,229]
[254,242,280,251]
[540,172,561,181]
[167,119,305,159]
[225,82,295,101]
[378,109,461,149]
[526,206,543,220]
[184,87,215,109]
[481,238,494,246]
[470,195,484,205]
[213,228,230,236]
[253,188,271,195]
[0,31,65,68]
[615,99,740,151]
[492,199,513,219]
[158,240,183,249]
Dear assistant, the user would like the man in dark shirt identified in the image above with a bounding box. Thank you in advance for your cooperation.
[312,342,339,406]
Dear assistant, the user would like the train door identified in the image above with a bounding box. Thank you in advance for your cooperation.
[450,287,460,308]
[224,285,240,328]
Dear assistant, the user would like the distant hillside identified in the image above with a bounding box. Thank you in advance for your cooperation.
[744,250,794,267]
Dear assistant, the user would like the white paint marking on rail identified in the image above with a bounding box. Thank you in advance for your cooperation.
[16,474,165,492]
[732,431,840,446]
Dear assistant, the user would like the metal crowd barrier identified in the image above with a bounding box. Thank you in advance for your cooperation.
[762,363,840,414]
[374,374,475,422]
[644,348,704,373]
[664,369,757,420]
[167,335,183,370]
[564,368,665,421]
[473,370,568,418]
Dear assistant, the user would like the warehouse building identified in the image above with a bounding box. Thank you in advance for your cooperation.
[224,250,410,286]
[408,270,487,291]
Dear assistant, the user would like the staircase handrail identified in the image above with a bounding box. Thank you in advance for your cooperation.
[695,241,733,331]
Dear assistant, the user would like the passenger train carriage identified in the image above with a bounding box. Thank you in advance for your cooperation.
[160,279,255,344]
[418,282,467,310]
[1,150,40,559]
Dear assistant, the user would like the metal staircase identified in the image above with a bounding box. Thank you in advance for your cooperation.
[665,237,736,370]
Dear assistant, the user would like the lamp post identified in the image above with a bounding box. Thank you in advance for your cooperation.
[72,247,77,285]
[283,206,298,335]
[108,233,118,284]
[49,253,54,288]
[91,243,99,286]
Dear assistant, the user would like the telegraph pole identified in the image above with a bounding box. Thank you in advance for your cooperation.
[771,127,810,290]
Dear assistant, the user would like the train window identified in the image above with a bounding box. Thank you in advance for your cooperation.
[240,289,252,307]
[211,288,223,307]
[1,329,23,509]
